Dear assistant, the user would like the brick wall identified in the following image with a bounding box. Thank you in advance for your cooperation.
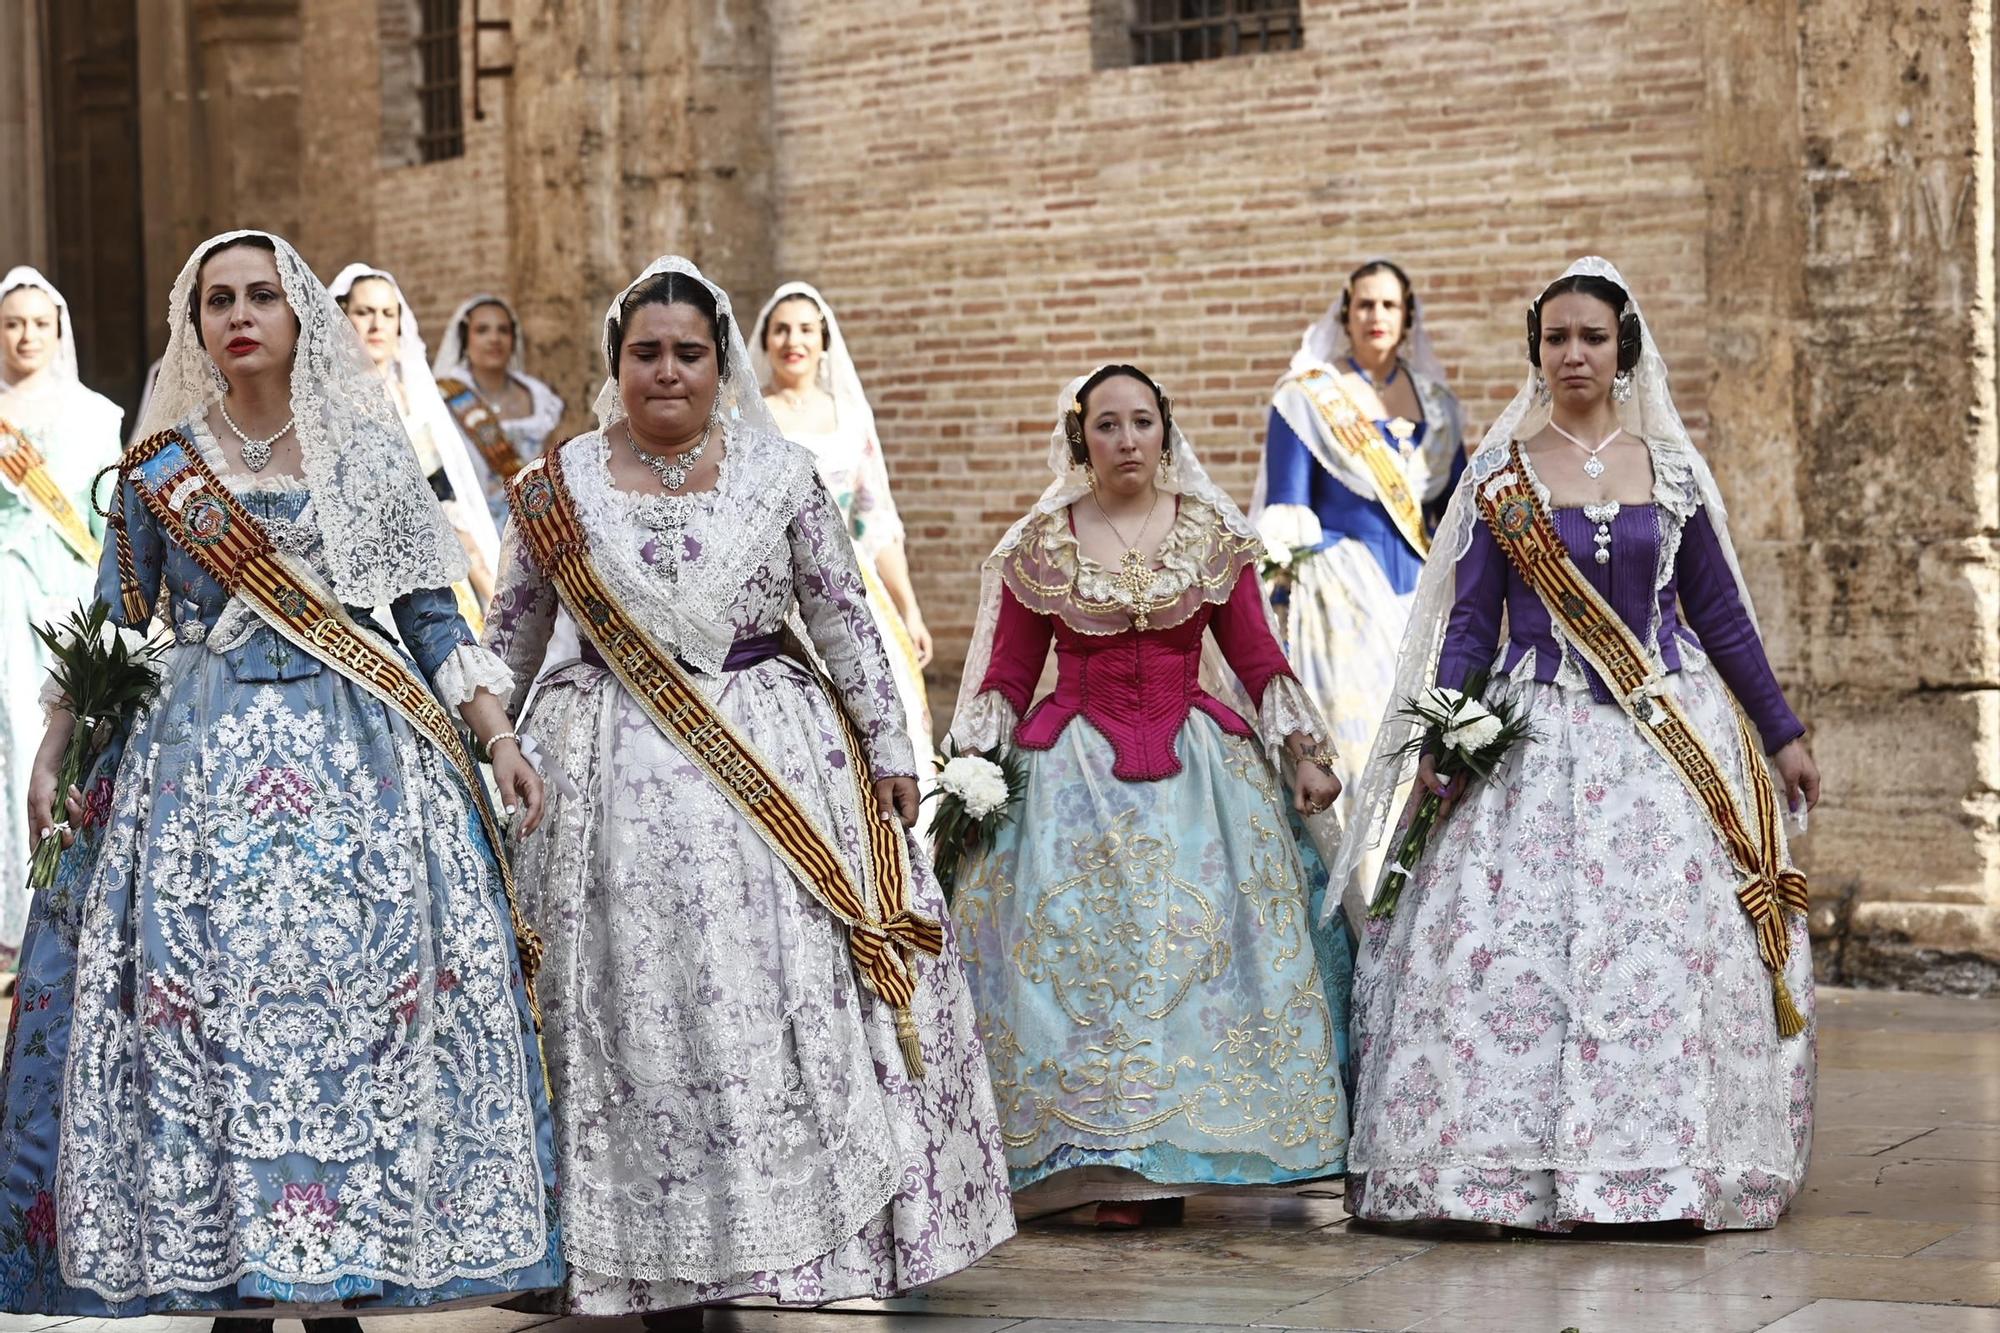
[766,0,1710,713]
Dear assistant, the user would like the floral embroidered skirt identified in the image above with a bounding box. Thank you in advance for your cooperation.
[510,655,1013,1315]
[1348,666,1816,1231]
[0,645,562,1314]
[953,713,1353,1204]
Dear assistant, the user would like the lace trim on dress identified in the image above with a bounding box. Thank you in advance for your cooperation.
[1256,674,1326,753]
[559,428,820,676]
[433,644,516,709]
[947,690,1019,756]
[999,497,1259,637]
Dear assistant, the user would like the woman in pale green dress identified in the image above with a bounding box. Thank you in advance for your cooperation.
[0,267,122,967]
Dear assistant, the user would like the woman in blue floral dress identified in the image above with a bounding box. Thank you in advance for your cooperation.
[0,230,562,1323]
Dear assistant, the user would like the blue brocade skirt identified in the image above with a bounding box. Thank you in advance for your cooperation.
[0,642,562,1314]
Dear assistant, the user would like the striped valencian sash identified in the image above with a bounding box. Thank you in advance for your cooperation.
[0,417,102,566]
[1475,440,1809,1037]
[436,377,526,483]
[1282,365,1431,557]
[117,428,545,1021]
[506,449,942,1078]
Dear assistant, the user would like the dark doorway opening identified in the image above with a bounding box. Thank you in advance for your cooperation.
[41,0,148,418]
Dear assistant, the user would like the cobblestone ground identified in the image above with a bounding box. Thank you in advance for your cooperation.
[3,987,1995,1333]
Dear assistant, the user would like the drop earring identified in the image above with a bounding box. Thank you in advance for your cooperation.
[1532,371,1552,406]
[1611,370,1635,404]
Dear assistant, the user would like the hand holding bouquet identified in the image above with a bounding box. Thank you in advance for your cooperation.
[924,747,1025,901]
[26,602,166,888]
[1370,669,1533,919]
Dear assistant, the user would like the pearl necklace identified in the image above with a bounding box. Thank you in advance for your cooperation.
[1549,419,1622,480]
[628,418,714,492]
[218,400,294,473]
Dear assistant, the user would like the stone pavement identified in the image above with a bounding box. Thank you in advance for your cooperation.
[3,986,1994,1333]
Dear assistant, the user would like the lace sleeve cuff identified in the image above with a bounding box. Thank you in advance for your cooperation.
[948,690,1020,756]
[38,674,68,722]
[433,643,516,710]
[1256,503,1324,553]
[1258,673,1328,752]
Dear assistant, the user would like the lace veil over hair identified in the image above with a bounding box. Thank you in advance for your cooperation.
[746,280,879,443]
[1327,255,1771,920]
[134,229,468,607]
[432,292,526,379]
[326,262,501,566]
[591,255,781,439]
[0,266,81,388]
[951,369,1259,730]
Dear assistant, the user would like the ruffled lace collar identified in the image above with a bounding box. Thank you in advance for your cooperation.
[1001,495,1257,635]
[560,426,818,674]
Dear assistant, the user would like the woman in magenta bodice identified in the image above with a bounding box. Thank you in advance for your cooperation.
[946,366,1353,1228]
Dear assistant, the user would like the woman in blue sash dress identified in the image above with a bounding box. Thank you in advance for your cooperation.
[0,230,562,1322]
[1252,261,1466,909]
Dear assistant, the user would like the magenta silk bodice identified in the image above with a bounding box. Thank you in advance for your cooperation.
[979,563,1294,781]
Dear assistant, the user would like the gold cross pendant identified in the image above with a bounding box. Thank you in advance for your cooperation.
[1112,547,1156,630]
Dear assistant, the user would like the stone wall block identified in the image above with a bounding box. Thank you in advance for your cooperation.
[1803,538,2000,689]
[1797,688,2000,908]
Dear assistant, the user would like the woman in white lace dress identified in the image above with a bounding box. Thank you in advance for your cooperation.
[482,257,1012,1328]
[752,282,935,778]
[0,268,122,955]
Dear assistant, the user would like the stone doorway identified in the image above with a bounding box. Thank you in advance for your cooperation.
[40,0,148,416]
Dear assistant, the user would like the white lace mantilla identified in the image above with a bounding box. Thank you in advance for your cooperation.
[561,428,821,677]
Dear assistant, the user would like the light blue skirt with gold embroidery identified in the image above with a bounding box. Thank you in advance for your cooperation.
[952,713,1352,1198]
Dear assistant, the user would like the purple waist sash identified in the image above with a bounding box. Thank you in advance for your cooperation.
[581,630,788,674]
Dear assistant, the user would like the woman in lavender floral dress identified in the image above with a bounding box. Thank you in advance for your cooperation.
[1335,258,1822,1232]
[481,257,1013,1327]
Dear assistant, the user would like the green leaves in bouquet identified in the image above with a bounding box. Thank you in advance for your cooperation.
[32,600,168,726]
[25,601,168,890]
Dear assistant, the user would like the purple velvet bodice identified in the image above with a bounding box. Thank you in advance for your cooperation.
[1436,501,1804,755]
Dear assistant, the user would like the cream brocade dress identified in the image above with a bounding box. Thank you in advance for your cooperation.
[481,428,1013,1312]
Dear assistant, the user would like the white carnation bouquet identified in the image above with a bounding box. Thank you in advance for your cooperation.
[924,745,1025,900]
[1370,668,1534,919]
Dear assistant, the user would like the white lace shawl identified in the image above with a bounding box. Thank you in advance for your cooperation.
[133,229,467,607]
[326,262,501,571]
[556,426,821,677]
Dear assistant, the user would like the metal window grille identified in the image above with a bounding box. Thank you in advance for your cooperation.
[415,0,464,163]
[1129,0,1302,65]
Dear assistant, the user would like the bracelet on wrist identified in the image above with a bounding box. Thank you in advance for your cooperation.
[485,730,520,755]
[1300,745,1339,773]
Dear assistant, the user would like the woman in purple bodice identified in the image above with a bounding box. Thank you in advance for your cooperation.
[1336,258,1823,1232]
